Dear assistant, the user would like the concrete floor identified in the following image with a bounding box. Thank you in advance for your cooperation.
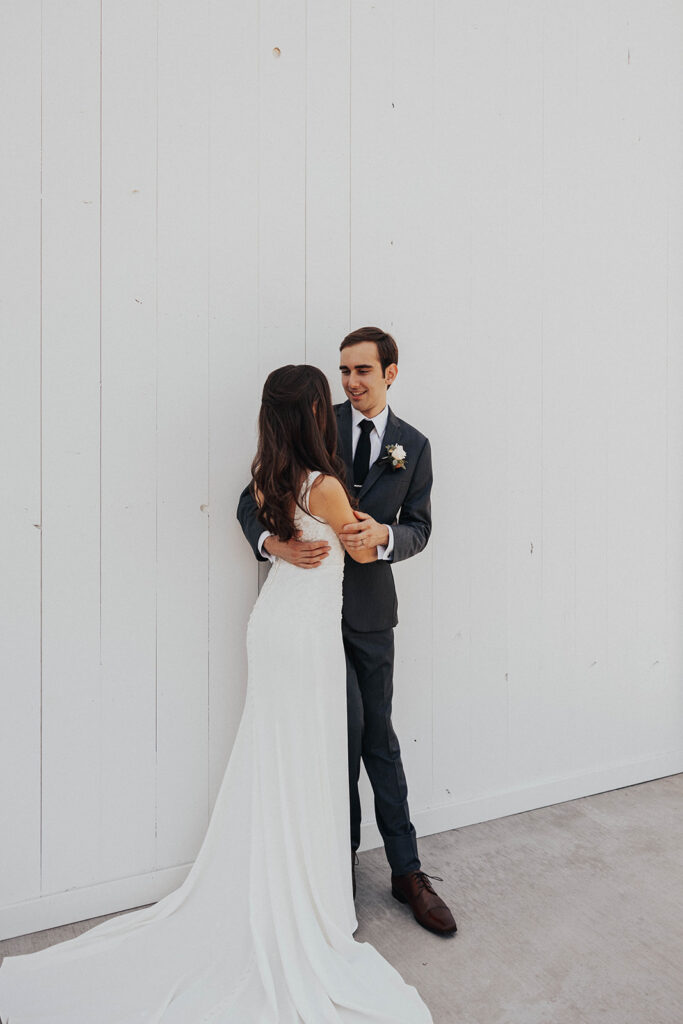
[2,774,682,1023]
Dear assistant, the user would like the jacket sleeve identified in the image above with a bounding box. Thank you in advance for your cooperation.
[388,437,433,563]
[236,482,269,563]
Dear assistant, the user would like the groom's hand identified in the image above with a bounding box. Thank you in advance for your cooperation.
[263,532,331,568]
[339,511,389,551]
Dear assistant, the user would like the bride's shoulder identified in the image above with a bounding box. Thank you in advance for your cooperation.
[308,471,340,493]
[307,473,347,513]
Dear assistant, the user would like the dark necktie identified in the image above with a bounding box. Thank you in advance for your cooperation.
[353,419,374,488]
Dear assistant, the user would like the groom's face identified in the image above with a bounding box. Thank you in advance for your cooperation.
[339,341,397,418]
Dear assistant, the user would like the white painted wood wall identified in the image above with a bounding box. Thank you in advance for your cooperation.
[1,0,681,940]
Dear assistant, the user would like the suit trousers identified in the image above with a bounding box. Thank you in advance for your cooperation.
[342,619,421,876]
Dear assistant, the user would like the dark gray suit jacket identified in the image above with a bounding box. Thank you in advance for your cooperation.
[236,400,433,632]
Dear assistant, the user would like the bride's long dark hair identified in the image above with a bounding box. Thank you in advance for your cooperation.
[250,364,356,541]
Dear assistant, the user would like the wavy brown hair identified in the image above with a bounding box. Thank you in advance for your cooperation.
[250,364,356,541]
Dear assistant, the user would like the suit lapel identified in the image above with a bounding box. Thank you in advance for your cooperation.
[337,401,405,500]
[337,400,354,489]
[358,404,404,500]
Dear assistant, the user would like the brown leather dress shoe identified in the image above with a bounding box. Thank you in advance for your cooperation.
[391,870,457,935]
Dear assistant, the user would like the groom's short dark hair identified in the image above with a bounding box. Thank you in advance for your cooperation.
[340,326,399,375]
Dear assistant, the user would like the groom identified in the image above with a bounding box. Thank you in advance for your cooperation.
[236,326,456,936]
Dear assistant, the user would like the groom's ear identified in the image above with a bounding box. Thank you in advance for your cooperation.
[385,363,398,388]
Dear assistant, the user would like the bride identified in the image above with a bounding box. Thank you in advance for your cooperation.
[0,364,433,1023]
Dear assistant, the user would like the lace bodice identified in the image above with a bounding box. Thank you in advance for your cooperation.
[293,470,346,567]
[249,470,345,641]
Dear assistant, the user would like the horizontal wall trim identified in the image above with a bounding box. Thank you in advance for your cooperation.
[2,751,681,942]
[0,863,192,943]
[359,751,683,854]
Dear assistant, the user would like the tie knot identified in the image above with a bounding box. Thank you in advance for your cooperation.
[359,419,374,435]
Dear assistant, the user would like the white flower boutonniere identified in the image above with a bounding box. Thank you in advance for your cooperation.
[381,443,407,470]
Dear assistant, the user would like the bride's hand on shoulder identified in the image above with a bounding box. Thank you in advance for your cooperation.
[308,475,377,564]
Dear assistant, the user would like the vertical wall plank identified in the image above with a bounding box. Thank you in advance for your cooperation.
[254,0,308,601]
[537,0,582,779]
[569,1,614,771]
[98,0,158,881]
[155,0,211,866]
[431,1,527,804]
[374,0,438,818]
[0,0,42,906]
[604,1,671,758]
[429,2,480,807]
[442,0,511,798]
[349,0,395,329]
[349,0,399,829]
[40,0,103,894]
[349,0,437,834]
[663,3,683,742]
[304,0,351,384]
[502,0,547,786]
[206,0,260,804]
[258,0,307,378]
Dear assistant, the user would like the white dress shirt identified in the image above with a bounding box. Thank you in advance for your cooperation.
[257,403,395,562]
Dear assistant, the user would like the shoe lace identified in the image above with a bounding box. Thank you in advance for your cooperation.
[413,870,443,894]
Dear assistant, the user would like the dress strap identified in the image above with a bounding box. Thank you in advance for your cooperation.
[301,470,323,513]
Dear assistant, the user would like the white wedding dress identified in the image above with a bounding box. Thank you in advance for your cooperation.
[0,471,433,1024]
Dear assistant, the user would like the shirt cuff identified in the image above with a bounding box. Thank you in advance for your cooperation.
[376,525,394,561]
[258,530,276,563]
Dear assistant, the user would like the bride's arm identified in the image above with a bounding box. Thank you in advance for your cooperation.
[308,476,377,563]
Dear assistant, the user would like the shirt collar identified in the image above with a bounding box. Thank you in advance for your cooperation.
[351,402,389,438]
